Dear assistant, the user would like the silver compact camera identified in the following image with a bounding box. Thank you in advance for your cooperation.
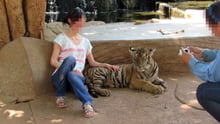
[183,47,190,53]
[179,47,190,55]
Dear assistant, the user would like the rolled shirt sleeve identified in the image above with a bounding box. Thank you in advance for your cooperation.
[203,49,217,62]
[189,50,220,82]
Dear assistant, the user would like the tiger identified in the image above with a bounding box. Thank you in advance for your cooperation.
[84,47,166,98]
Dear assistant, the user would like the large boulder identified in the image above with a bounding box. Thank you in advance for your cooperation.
[0,37,54,103]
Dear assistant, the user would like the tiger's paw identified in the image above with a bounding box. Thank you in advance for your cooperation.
[88,90,99,98]
[98,89,111,97]
[150,85,166,95]
[157,81,167,90]
[152,79,167,89]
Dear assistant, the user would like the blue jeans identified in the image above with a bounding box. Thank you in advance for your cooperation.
[196,82,220,122]
[51,56,92,107]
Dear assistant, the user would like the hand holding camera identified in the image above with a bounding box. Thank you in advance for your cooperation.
[178,47,193,64]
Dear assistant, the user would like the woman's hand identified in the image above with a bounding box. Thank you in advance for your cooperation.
[189,46,203,61]
[179,48,193,65]
[86,52,120,72]
[105,63,120,72]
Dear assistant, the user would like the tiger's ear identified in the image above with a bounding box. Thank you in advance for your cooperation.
[149,48,156,56]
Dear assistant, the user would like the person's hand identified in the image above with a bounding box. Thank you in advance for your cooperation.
[73,70,83,77]
[105,63,120,72]
[188,46,203,61]
[179,48,193,65]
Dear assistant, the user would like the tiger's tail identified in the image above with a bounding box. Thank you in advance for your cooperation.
[85,78,99,98]
[84,63,99,98]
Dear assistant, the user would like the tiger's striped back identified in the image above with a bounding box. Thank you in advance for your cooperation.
[84,47,166,97]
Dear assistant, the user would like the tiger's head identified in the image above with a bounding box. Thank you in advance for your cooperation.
[129,47,156,72]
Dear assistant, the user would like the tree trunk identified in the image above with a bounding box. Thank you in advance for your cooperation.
[0,0,10,47]
[5,0,26,40]
[0,0,46,48]
[25,0,46,39]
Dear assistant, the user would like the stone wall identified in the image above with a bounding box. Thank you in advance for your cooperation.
[91,36,220,74]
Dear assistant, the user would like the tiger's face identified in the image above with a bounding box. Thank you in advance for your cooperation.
[129,47,156,72]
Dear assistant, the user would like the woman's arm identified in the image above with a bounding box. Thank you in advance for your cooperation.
[180,47,220,82]
[50,43,61,69]
[189,46,217,62]
[86,52,120,71]
[179,48,209,81]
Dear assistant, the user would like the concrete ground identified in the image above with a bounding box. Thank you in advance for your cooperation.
[0,73,219,124]
[1,10,219,124]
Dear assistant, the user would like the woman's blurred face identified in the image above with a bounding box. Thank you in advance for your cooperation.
[208,22,220,37]
[69,16,86,32]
